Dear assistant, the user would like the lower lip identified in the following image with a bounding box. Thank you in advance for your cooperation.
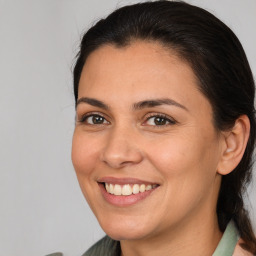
[98,183,158,207]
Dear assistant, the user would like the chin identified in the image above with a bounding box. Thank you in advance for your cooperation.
[98,215,154,241]
[105,227,149,241]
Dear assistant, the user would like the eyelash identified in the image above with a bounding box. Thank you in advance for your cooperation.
[77,112,177,127]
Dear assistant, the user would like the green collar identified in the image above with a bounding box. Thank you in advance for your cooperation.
[212,220,240,256]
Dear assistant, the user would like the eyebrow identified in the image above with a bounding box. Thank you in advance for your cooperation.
[76,97,188,111]
[133,98,188,111]
[76,97,109,110]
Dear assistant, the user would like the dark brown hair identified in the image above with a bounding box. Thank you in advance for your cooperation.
[73,1,256,253]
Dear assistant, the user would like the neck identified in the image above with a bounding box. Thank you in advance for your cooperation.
[120,213,222,256]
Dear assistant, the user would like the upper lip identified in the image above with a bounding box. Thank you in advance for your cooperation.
[97,176,159,185]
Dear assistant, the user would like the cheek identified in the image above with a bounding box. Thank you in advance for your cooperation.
[71,131,103,211]
[146,133,204,175]
[146,130,219,199]
[71,130,100,177]
[144,136,219,228]
[150,126,219,172]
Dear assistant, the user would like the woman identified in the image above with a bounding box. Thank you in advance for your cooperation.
[71,1,256,255]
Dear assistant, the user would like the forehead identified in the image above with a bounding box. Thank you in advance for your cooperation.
[78,41,211,114]
[80,41,195,90]
[81,41,191,78]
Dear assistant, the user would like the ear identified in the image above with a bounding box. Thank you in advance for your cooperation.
[217,115,250,175]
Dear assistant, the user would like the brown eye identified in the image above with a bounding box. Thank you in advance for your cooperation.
[91,115,105,124]
[154,117,168,125]
[82,114,109,125]
[145,115,176,126]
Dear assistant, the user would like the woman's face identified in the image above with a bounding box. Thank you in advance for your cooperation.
[72,41,223,241]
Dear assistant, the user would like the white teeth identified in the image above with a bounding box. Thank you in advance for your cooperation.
[132,184,140,194]
[109,184,114,194]
[139,184,145,193]
[146,185,152,191]
[106,183,110,193]
[113,184,122,195]
[104,183,157,196]
[122,185,132,195]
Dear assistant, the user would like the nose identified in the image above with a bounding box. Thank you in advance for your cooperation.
[100,126,143,169]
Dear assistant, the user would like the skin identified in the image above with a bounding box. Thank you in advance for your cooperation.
[72,41,250,256]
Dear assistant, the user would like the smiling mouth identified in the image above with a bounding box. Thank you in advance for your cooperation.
[104,183,158,196]
[97,178,160,206]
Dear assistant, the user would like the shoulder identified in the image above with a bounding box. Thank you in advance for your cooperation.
[82,236,120,256]
[233,239,254,256]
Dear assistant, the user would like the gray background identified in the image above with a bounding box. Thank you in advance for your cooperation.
[0,0,255,255]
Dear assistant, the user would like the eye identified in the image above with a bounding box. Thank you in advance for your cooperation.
[79,114,109,125]
[144,114,176,126]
